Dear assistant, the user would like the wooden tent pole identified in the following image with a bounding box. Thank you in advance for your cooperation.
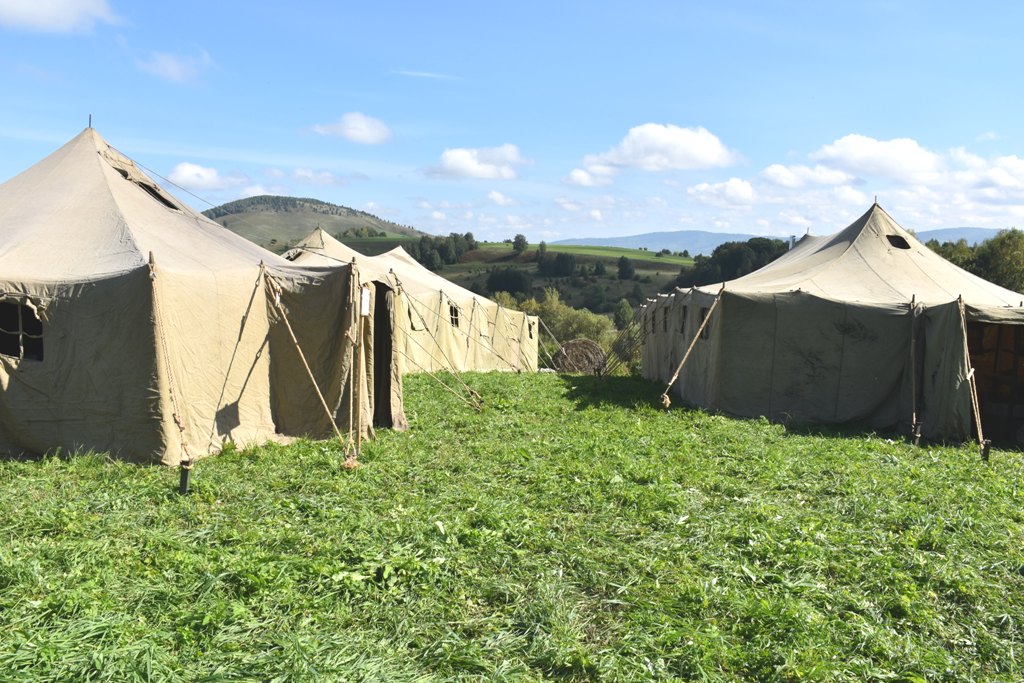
[958,297,990,461]
[660,286,724,409]
[264,269,344,443]
[909,295,921,445]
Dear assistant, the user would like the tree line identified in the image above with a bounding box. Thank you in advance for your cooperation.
[407,233,479,271]
[925,230,1024,293]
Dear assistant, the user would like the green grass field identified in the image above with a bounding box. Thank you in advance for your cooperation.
[1,373,1021,681]
[474,242,694,269]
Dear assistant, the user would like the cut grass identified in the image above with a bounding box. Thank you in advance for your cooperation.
[0,373,1022,681]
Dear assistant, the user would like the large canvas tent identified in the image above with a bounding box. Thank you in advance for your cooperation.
[288,228,538,374]
[642,203,1024,442]
[0,128,404,465]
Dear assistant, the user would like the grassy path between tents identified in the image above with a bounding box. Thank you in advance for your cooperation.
[0,373,1022,682]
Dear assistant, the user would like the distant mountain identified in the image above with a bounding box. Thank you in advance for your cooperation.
[553,230,758,256]
[203,195,426,253]
[554,227,1002,255]
[915,227,1001,245]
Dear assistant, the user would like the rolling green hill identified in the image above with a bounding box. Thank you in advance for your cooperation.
[203,195,427,253]
[201,196,697,310]
[439,242,693,313]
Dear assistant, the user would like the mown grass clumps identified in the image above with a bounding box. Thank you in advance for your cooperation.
[0,372,1021,681]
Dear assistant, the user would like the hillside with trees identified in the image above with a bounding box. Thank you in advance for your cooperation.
[203,195,426,253]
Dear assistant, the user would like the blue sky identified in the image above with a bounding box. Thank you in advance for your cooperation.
[1,0,1023,242]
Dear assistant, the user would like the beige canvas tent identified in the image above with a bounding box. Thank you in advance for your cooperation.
[287,228,539,374]
[642,203,1024,443]
[0,128,404,465]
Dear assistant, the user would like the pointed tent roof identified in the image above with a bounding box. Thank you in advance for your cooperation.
[374,246,487,305]
[706,204,1023,307]
[287,227,389,277]
[0,128,288,282]
[289,228,490,307]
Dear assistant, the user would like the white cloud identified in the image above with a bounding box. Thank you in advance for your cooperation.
[312,112,392,145]
[488,190,515,206]
[589,209,603,221]
[583,123,737,174]
[167,162,248,191]
[293,168,350,186]
[240,184,269,198]
[811,134,942,184]
[431,210,446,220]
[976,131,998,142]
[949,147,987,170]
[949,153,1024,204]
[778,211,813,230]
[761,163,853,189]
[832,185,868,205]
[563,168,611,187]
[429,143,527,180]
[686,177,757,205]
[555,197,581,212]
[136,49,214,85]
[0,0,117,32]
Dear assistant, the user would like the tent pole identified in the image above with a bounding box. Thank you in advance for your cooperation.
[344,262,359,464]
[660,286,724,409]
[355,291,364,461]
[958,297,990,461]
[264,270,345,444]
[909,296,921,446]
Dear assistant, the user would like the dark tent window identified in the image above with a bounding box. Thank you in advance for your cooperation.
[662,307,669,332]
[0,300,43,361]
[449,304,460,328]
[700,307,711,340]
[113,167,179,210]
[680,306,688,333]
[886,235,911,250]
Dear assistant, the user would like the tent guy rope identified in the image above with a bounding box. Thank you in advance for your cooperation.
[660,286,724,409]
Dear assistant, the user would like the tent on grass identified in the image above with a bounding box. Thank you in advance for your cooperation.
[287,228,539,374]
[642,203,1024,443]
[0,128,404,465]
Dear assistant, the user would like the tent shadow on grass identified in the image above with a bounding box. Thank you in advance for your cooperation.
[559,373,674,410]
[559,372,1023,453]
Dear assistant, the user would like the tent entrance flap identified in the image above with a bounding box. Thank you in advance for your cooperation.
[373,282,395,428]
[966,320,1024,445]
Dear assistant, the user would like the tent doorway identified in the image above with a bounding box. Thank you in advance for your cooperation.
[372,282,396,428]
[966,321,1024,445]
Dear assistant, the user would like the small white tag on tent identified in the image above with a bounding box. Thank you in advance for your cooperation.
[361,287,372,316]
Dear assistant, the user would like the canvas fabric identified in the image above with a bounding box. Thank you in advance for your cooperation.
[0,128,400,464]
[289,228,539,374]
[642,204,1024,441]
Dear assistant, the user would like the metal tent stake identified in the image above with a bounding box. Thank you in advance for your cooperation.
[179,458,193,495]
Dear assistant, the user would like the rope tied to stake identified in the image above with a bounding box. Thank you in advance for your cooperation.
[660,286,724,409]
